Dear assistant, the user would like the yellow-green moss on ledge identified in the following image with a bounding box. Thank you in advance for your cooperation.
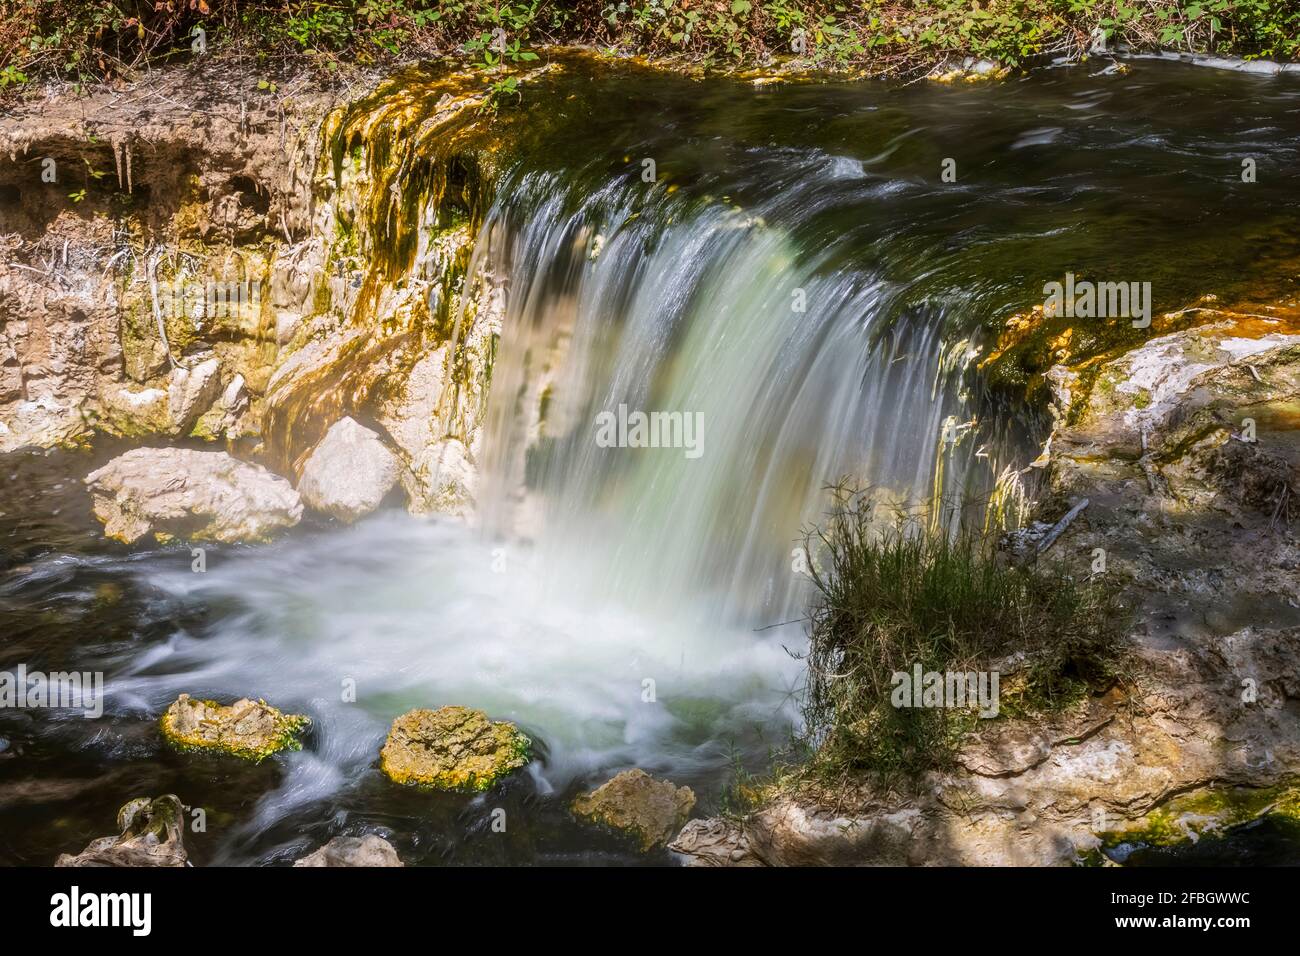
[379,705,530,792]
[160,693,310,763]
[1090,780,1300,861]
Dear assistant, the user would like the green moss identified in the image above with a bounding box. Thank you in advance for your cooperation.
[379,706,532,792]
[1097,781,1300,855]
[160,696,310,763]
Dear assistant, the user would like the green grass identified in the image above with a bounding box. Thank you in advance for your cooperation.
[799,485,1126,789]
[1,1,1297,94]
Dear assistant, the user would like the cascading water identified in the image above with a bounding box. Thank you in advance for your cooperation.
[78,126,1001,865]
[97,156,992,860]
[472,165,986,626]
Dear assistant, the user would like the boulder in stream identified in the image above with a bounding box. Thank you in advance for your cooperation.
[293,834,404,867]
[85,447,303,544]
[297,416,401,522]
[572,769,696,850]
[56,794,187,867]
[379,706,531,791]
[160,693,310,762]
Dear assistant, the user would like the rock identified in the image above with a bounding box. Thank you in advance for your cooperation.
[293,835,404,867]
[221,373,249,417]
[0,397,87,454]
[669,817,761,866]
[167,356,222,434]
[405,437,477,516]
[97,385,171,436]
[193,372,252,440]
[0,271,109,453]
[375,347,485,518]
[297,417,400,522]
[571,769,696,850]
[84,447,303,544]
[379,706,531,792]
[160,693,309,762]
[275,310,304,346]
[56,795,187,867]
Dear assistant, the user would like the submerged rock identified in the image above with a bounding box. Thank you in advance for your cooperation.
[379,706,531,791]
[160,693,309,762]
[85,447,303,544]
[1049,316,1300,520]
[571,769,696,850]
[293,834,404,867]
[56,794,187,867]
[297,416,401,522]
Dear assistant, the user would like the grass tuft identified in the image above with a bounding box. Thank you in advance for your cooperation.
[799,484,1127,789]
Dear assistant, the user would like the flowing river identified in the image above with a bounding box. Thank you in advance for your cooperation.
[2,56,1299,865]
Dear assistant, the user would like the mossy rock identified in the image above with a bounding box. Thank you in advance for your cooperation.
[160,693,309,762]
[1097,782,1300,857]
[379,706,531,792]
[571,769,696,851]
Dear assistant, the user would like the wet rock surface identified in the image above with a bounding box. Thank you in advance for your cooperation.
[85,447,303,544]
[293,834,404,867]
[379,706,531,792]
[160,693,310,762]
[572,769,696,850]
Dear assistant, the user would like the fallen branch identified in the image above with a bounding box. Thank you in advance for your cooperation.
[1034,498,1090,559]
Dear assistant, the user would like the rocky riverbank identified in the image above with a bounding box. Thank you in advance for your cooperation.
[1,59,521,527]
[673,304,1300,865]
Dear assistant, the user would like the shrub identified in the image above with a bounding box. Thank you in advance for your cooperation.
[1,2,1296,93]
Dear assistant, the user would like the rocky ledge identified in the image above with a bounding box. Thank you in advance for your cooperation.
[674,305,1300,866]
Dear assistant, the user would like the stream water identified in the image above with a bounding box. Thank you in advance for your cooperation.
[2,57,1299,865]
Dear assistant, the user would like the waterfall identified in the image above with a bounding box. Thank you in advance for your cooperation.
[470,163,987,626]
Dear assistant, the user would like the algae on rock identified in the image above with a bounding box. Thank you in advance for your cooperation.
[160,693,310,762]
[379,705,531,792]
[572,769,696,850]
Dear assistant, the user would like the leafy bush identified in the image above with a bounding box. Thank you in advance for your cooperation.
[1,2,1295,91]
